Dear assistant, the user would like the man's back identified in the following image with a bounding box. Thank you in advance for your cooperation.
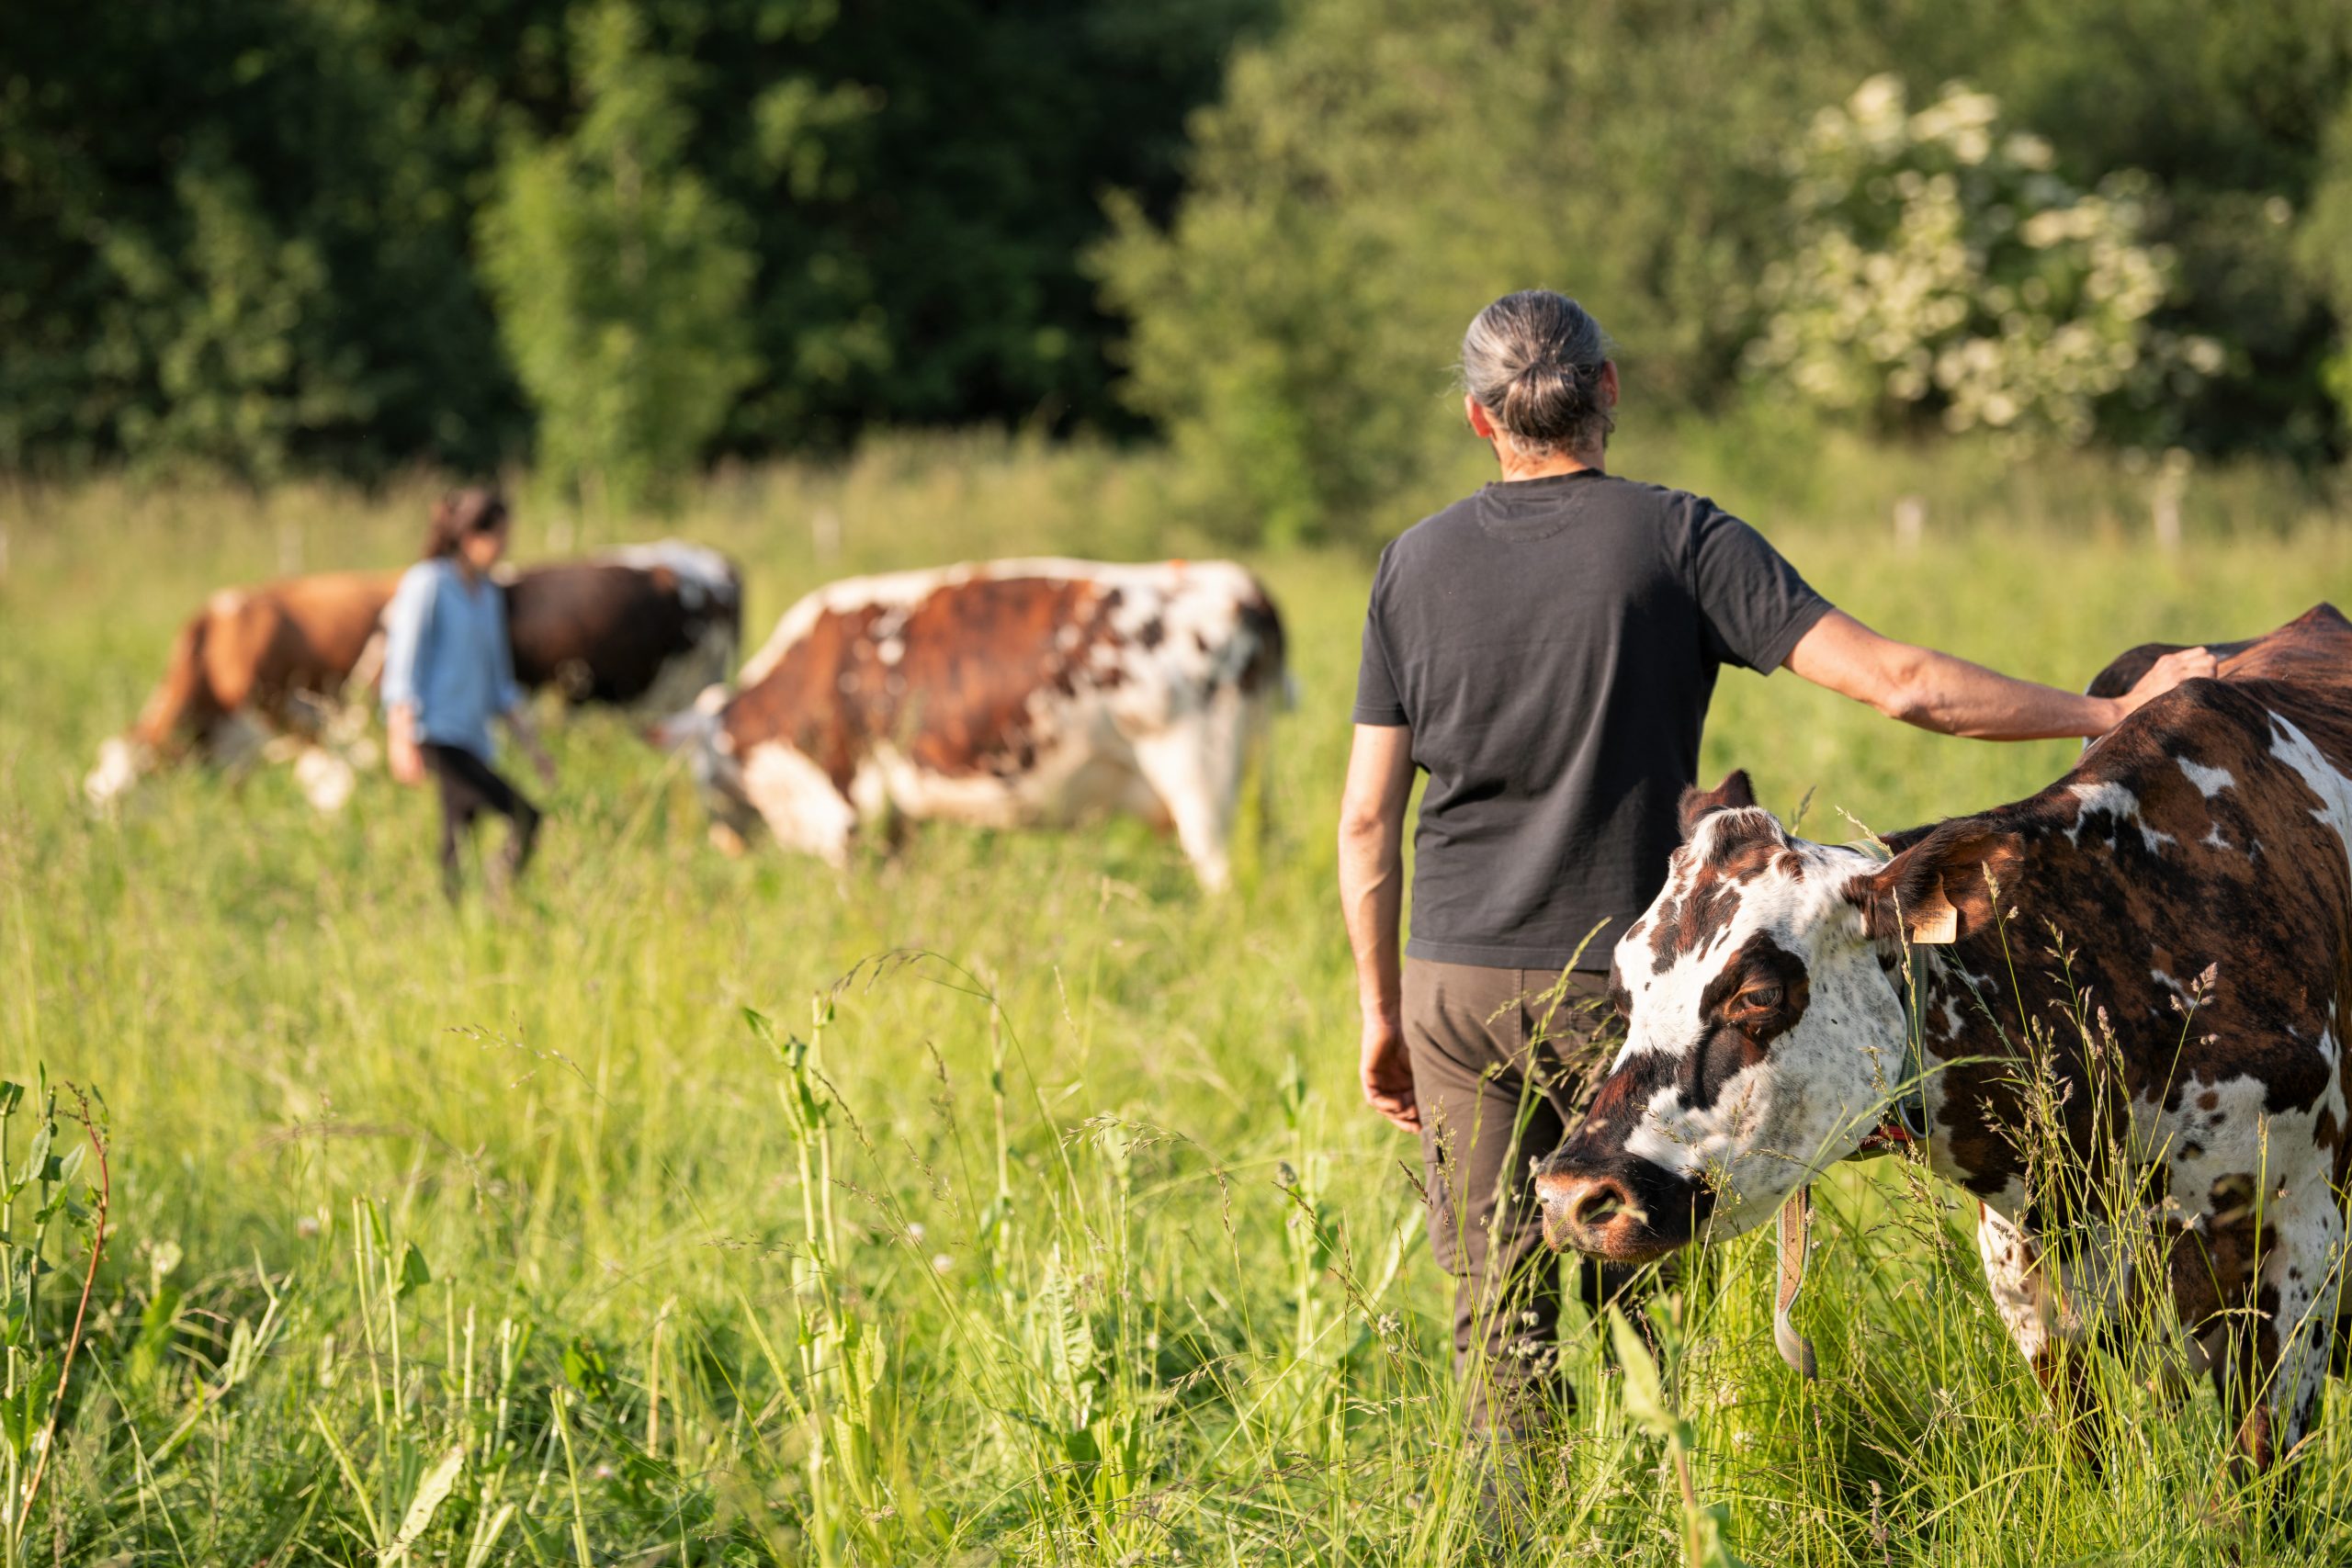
[1353,470,1827,970]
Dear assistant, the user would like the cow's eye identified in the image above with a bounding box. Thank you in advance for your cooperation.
[1738,983,1783,1011]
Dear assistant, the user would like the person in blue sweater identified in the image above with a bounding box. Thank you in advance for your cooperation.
[381,489,556,900]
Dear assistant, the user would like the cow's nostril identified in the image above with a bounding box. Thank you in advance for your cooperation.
[1571,1179,1631,1231]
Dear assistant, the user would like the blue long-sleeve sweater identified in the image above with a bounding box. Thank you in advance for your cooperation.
[379,559,522,760]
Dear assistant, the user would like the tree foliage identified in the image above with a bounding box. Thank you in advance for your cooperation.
[1748,76,2223,446]
[1096,0,1894,544]
[1102,0,2352,545]
[0,0,1265,480]
[479,2,759,509]
[3,0,2346,509]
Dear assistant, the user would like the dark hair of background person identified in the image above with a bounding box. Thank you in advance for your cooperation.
[421,489,511,560]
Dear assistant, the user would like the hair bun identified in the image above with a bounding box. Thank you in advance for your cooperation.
[1462,290,1614,458]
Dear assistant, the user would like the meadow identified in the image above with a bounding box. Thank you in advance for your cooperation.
[3,433,2351,1564]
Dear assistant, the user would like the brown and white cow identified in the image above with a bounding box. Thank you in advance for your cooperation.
[660,558,1288,889]
[85,570,401,810]
[1535,604,2352,1472]
[87,542,741,810]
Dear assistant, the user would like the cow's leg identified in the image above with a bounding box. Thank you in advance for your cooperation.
[291,746,357,812]
[85,736,154,808]
[1976,1204,2109,1462]
[2224,1187,2340,1477]
[2171,1164,2341,1483]
[1129,697,1245,891]
[204,709,274,774]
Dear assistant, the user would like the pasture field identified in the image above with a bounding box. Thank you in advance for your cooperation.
[3,437,2351,1564]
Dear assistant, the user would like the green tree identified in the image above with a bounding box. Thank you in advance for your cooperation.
[2301,90,2352,439]
[1102,0,2352,544]
[0,1,526,478]
[1095,0,1883,547]
[0,0,1264,479]
[478,0,760,511]
[1870,0,2352,457]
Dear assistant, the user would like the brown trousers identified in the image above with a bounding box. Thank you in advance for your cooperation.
[1403,958,1629,1433]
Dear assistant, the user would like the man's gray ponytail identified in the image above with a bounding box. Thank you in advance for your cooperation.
[1461,291,1614,458]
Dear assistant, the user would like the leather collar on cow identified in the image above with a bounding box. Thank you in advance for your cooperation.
[1855,945,1933,1156]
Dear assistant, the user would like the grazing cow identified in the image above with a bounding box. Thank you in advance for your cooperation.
[659,558,1288,889]
[85,571,400,810]
[1534,604,2352,1474]
[504,542,741,715]
[87,542,741,809]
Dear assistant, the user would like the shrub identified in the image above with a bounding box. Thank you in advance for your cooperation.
[1745,76,2224,447]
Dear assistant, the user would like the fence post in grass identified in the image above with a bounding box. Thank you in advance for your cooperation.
[2153,449,2188,556]
[277,518,303,576]
[1893,495,1925,553]
[812,506,842,566]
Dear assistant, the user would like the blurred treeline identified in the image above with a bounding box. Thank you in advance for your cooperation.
[6,0,2351,536]
[0,0,1265,489]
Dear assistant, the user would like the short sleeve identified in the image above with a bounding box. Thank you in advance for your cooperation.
[1351,548,1408,726]
[1689,501,1834,673]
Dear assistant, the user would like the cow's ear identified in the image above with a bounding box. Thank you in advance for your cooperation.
[1678,770,1758,839]
[1850,823,2026,946]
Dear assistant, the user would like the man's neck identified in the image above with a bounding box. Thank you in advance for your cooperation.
[1496,444,1605,482]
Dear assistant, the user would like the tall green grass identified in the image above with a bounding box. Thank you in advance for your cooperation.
[1,435,2349,1562]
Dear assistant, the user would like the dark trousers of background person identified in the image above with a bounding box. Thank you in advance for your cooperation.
[1403,960,1638,1436]
[420,743,541,902]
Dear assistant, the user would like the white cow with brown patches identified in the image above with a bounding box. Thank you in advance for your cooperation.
[658,558,1289,889]
[1537,604,2352,1477]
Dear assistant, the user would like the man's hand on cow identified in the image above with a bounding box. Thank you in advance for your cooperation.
[1360,1015,1420,1133]
[388,706,424,786]
[2112,646,2220,725]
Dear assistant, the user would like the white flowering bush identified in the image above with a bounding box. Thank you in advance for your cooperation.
[1746,75,2223,445]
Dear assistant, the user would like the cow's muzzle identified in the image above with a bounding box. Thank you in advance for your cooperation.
[1532,1155,1704,1263]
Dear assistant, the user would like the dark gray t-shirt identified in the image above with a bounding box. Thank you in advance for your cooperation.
[1353,470,1832,971]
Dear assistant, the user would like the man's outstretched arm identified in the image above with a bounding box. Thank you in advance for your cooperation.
[1339,723,1420,1132]
[1785,610,2216,741]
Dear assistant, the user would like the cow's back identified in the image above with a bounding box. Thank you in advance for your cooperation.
[505,549,741,705]
[2086,602,2349,700]
[136,571,393,743]
[1991,607,2352,1138]
[728,570,1123,786]
[725,558,1281,787]
[261,572,400,685]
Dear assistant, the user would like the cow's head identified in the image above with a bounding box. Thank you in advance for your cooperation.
[648,684,858,861]
[648,685,756,821]
[1534,771,2022,1261]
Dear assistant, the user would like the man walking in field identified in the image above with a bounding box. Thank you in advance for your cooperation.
[1337,289,2213,1444]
